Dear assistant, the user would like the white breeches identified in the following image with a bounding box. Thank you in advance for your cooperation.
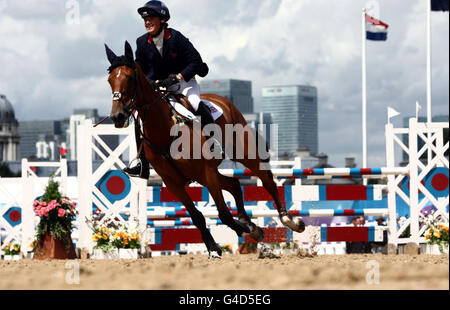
[168,77,201,111]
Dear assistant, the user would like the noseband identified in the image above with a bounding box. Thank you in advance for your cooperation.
[111,67,171,118]
[112,69,140,116]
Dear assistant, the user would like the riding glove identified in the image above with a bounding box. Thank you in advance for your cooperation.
[158,76,179,88]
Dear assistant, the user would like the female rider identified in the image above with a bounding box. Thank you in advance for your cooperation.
[124,0,213,179]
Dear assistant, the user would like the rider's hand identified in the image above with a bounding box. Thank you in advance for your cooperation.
[148,79,158,90]
[158,76,179,88]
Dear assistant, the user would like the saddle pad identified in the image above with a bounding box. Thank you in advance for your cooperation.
[168,98,223,121]
[202,100,224,121]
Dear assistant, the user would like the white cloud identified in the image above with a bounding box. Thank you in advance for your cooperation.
[0,0,448,168]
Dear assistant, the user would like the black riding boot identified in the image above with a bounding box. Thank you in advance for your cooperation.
[194,101,215,130]
[194,101,222,155]
[123,126,150,179]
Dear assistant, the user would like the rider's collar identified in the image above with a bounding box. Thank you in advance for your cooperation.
[148,28,171,43]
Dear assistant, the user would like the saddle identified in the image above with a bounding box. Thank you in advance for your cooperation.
[171,94,196,115]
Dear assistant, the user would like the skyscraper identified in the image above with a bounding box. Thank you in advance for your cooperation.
[261,85,318,156]
[199,79,254,114]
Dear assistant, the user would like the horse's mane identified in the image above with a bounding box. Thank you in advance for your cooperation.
[107,56,136,74]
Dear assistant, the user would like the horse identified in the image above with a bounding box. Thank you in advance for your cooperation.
[104,41,305,258]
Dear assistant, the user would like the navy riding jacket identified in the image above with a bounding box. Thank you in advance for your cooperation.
[135,28,208,82]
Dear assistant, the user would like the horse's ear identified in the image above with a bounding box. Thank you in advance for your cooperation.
[105,44,117,64]
[124,41,134,63]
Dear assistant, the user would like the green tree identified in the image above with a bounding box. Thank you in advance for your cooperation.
[0,163,19,177]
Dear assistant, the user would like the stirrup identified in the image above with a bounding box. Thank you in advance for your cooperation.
[123,158,141,173]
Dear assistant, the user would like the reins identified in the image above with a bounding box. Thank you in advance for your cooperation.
[129,68,191,184]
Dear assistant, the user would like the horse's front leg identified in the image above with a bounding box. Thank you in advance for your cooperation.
[204,170,253,239]
[163,178,223,258]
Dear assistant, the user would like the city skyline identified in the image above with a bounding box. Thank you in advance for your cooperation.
[0,0,448,168]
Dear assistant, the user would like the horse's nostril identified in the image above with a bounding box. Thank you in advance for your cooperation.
[117,113,126,123]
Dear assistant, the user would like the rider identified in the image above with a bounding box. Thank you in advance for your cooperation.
[124,0,214,179]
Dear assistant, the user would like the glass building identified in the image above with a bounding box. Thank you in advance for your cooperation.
[199,79,254,114]
[261,85,318,156]
[19,120,68,160]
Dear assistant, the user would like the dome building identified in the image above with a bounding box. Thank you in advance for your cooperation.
[0,94,20,161]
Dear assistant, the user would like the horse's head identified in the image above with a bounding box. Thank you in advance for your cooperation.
[105,41,138,128]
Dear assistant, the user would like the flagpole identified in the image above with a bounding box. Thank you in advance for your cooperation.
[362,8,368,185]
[427,0,432,124]
[426,0,432,164]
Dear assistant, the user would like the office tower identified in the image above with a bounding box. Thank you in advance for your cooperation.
[261,85,318,156]
[199,79,254,114]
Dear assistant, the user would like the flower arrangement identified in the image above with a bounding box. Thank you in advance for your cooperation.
[221,244,233,254]
[86,210,142,253]
[4,242,20,256]
[238,242,257,254]
[424,214,449,253]
[33,176,78,254]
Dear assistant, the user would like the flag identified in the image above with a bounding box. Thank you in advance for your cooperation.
[59,147,68,157]
[366,14,389,41]
[431,0,449,11]
[416,101,422,119]
[387,107,400,123]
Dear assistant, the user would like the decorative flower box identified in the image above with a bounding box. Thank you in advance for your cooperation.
[4,255,21,261]
[118,248,138,259]
[33,233,77,260]
[424,243,449,255]
[91,248,119,259]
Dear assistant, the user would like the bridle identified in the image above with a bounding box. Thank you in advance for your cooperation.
[110,65,191,184]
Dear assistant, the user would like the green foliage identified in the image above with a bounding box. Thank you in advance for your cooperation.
[34,176,77,253]
[0,163,19,177]
[40,177,62,202]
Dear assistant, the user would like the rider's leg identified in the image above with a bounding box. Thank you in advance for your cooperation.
[177,78,215,128]
[123,122,150,179]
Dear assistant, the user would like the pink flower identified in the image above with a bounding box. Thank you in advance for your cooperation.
[58,208,66,217]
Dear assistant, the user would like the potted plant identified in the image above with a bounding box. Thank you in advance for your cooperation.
[424,216,449,254]
[4,242,21,260]
[238,242,257,254]
[33,176,77,260]
[221,244,233,255]
[112,230,141,259]
[86,211,142,259]
[86,211,119,259]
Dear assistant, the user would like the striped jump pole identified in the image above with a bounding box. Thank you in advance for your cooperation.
[147,184,385,203]
[147,208,389,220]
[148,167,409,179]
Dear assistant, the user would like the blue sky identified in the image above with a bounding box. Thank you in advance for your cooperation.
[0,0,448,167]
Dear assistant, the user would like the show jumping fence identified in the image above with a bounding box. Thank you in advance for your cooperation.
[0,117,448,256]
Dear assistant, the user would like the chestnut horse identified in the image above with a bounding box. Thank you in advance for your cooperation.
[105,41,304,258]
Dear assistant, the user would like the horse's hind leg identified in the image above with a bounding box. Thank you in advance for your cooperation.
[240,159,305,233]
[163,179,223,258]
[217,174,264,242]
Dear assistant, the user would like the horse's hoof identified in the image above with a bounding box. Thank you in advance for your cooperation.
[208,251,222,259]
[249,223,265,242]
[281,215,305,233]
[295,217,306,233]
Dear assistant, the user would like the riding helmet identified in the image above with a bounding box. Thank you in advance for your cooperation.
[138,1,170,22]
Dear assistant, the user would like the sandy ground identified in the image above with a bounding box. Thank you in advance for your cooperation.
[0,253,448,290]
